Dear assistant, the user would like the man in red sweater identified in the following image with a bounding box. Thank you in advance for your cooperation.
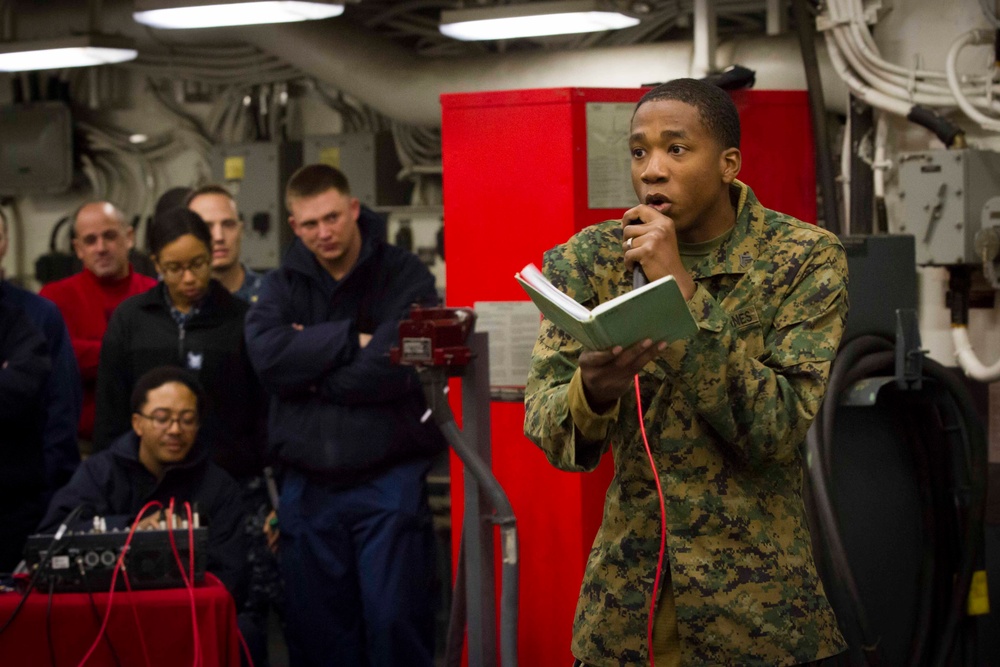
[40,202,157,450]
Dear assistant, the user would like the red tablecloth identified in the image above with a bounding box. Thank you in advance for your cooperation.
[0,573,240,667]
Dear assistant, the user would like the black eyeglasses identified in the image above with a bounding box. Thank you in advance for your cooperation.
[160,255,210,279]
[135,410,199,430]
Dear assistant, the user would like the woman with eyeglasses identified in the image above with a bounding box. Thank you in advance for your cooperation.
[93,207,267,491]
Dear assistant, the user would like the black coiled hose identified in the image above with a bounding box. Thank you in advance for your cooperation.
[806,335,988,667]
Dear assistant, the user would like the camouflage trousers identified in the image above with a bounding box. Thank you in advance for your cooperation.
[571,654,845,666]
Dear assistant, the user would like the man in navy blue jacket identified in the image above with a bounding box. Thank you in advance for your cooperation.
[0,210,80,498]
[0,285,51,572]
[245,164,445,667]
[39,366,249,604]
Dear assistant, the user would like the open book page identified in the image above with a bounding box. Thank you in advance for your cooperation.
[514,264,591,322]
[515,269,603,350]
[516,262,697,350]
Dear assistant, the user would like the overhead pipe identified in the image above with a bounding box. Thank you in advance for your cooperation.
[8,1,848,127]
[692,0,717,77]
[235,19,848,127]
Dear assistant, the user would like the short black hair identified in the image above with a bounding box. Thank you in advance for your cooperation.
[635,78,740,150]
[148,207,212,258]
[286,164,351,209]
[155,187,194,217]
[130,366,205,415]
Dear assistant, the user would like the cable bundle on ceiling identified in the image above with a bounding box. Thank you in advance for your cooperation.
[818,0,999,140]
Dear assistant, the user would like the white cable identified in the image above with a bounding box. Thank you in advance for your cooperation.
[872,112,889,201]
[841,118,851,234]
[836,0,989,85]
[79,154,102,199]
[945,30,1000,132]
[822,0,1000,118]
[823,32,913,116]
[828,19,969,107]
[952,325,1000,382]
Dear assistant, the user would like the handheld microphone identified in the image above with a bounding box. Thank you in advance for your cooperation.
[627,221,648,289]
[633,265,648,289]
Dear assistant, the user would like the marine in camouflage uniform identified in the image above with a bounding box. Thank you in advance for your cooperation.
[525,180,848,665]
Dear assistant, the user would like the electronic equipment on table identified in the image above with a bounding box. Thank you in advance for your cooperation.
[22,515,207,593]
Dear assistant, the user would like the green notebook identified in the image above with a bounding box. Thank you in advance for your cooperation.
[515,263,697,351]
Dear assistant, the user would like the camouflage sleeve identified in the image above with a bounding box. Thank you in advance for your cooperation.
[524,327,616,472]
[661,237,848,468]
[523,228,621,472]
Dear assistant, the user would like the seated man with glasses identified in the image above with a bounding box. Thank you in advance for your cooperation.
[39,366,249,601]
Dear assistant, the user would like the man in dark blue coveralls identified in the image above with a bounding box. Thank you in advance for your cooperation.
[245,164,445,666]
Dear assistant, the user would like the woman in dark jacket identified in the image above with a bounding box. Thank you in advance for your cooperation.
[93,207,267,483]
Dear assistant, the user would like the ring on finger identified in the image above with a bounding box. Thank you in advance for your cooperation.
[625,237,633,250]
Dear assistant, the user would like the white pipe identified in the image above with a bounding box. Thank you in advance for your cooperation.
[827,19,961,107]
[872,112,889,200]
[235,21,848,126]
[946,29,1000,132]
[952,325,1000,382]
[825,0,1000,111]
[823,29,913,117]
[841,115,851,234]
[836,0,985,85]
[692,0,717,77]
[766,0,787,36]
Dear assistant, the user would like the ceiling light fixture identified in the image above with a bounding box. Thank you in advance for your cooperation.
[0,35,138,72]
[133,0,345,30]
[439,0,640,41]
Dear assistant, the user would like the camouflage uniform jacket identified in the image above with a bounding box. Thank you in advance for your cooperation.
[524,182,848,666]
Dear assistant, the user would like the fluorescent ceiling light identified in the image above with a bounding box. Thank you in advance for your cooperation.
[133,0,344,29]
[440,0,640,41]
[0,35,138,72]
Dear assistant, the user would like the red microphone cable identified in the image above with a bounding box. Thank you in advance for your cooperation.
[121,562,154,667]
[635,374,668,667]
[166,498,202,667]
[183,502,210,667]
[76,500,163,667]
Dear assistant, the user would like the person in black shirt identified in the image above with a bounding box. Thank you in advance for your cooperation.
[40,366,248,601]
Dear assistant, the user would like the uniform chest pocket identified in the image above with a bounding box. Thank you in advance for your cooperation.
[727,303,765,359]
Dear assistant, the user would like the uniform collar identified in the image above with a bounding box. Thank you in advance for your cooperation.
[687,180,764,280]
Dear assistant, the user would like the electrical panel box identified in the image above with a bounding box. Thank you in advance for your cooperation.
[0,102,73,196]
[898,148,1000,265]
[385,209,445,296]
[841,234,917,343]
[302,132,409,206]
[210,142,302,270]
